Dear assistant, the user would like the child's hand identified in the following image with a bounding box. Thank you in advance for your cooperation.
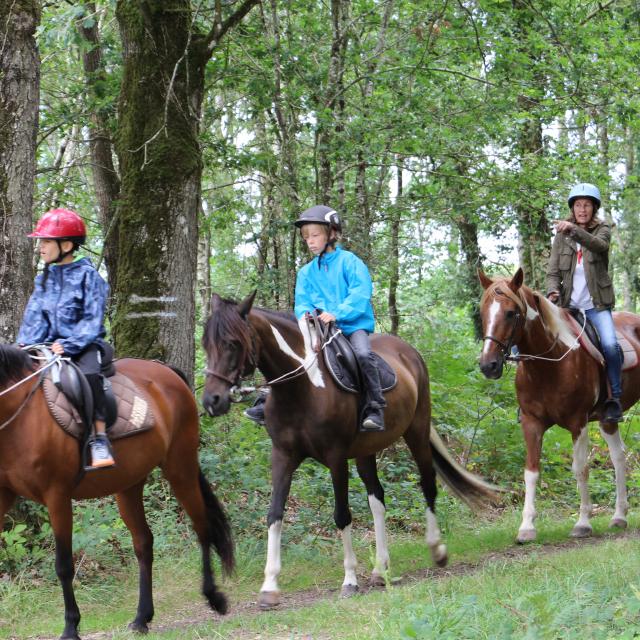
[51,342,65,355]
[319,311,336,324]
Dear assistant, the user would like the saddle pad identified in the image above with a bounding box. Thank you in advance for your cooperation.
[324,337,397,394]
[42,372,155,440]
[564,313,637,371]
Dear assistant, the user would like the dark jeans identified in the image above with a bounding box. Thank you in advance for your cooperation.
[347,329,385,410]
[73,344,106,422]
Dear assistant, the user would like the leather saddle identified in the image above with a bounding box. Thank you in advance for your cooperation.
[34,345,154,441]
[310,314,397,395]
[565,308,638,371]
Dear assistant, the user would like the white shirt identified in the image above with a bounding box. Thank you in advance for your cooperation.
[570,243,593,310]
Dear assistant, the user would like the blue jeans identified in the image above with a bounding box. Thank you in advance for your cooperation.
[585,308,622,397]
[347,329,385,409]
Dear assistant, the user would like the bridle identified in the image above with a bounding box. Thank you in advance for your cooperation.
[482,288,586,364]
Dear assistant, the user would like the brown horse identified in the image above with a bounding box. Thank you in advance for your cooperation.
[478,268,640,542]
[201,292,499,608]
[0,346,234,640]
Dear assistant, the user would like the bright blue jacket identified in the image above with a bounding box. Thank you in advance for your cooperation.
[294,246,375,335]
[17,257,108,356]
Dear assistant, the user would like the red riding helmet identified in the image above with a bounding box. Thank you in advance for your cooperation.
[28,208,86,243]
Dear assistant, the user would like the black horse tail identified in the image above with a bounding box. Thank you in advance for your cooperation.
[429,425,507,512]
[199,470,235,575]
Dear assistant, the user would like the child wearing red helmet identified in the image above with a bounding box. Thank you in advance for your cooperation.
[18,208,115,469]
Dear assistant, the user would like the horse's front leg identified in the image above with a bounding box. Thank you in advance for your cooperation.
[47,494,81,640]
[355,455,389,587]
[328,458,358,597]
[258,446,302,610]
[571,425,593,537]
[517,413,545,543]
[599,422,628,529]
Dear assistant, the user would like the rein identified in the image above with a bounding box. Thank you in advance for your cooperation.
[0,355,60,431]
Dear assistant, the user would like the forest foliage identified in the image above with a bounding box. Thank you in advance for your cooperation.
[1,0,640,579]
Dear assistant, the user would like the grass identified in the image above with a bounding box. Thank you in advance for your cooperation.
[3,506,640,639]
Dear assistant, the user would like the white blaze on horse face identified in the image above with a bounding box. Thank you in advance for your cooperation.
[268,319,325,387]
[481,300,502,357]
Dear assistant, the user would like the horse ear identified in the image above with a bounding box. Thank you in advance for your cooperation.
[508,268,524,293]
[477,269,493,290]
[237,290,257,318]
[210,293,223,313]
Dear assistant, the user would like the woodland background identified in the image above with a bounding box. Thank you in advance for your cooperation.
[2,2,640,638]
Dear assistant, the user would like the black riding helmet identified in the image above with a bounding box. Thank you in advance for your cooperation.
[294,205,342,232]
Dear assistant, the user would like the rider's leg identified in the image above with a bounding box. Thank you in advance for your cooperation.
[586,308,623,421]
[348,330,385,432]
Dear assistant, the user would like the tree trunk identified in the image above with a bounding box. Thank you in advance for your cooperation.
[0,0,40,342]
[78,2,121,296]
[388,161,402,335]
[113,1,208,382]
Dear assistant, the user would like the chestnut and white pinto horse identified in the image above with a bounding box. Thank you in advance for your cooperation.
[478,268,640,542]
[202,292,500,607]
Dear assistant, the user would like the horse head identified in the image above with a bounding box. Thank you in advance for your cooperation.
[478,267,527,379]
[201,291,257,416]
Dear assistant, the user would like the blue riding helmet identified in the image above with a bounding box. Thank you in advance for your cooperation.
[568,183,601,210]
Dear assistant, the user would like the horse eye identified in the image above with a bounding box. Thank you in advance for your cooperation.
[505,310,515,320]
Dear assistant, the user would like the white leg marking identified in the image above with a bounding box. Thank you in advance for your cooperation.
[572,427,593,530]
[368,495,389,576]
[426,508,447,564]
[260,520,282,593]
[341,524,358,587]
[519,469,539,536]
[599,426,628,523]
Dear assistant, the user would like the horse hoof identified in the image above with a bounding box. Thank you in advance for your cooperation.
[609,517,628,530]
[341,584,359,598]
[370,573,387,588]
[431,544,448,567]
[570,525,592,538]
[128,621,150,634]
[516,529,537,544]
[258,590,281,610]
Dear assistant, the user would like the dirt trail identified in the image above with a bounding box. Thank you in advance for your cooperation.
[26,528,640,640]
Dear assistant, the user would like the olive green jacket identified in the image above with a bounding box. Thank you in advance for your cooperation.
[546,220,614,310]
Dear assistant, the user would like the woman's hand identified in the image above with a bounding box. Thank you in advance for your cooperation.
[547,291,560,304]
[554,220,574,234]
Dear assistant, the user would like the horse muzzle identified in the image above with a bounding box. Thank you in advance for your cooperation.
[479,356,504,379]
[201,389,231,417]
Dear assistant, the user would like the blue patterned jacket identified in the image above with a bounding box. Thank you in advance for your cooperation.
[17,257,108,356]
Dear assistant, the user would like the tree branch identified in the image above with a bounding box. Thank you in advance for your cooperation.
[205,0,260,54]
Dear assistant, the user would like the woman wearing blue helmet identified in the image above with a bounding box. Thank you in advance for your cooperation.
[546,183,623,422]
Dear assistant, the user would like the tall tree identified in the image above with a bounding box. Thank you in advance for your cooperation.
[112,0,259,382]
[0,0,40,342]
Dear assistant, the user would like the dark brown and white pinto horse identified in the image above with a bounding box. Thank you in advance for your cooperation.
[0,346,233,640]
[478,268,640,543]
[202,292,499,607]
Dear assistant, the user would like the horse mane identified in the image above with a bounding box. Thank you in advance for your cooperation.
[253,307,298,325]
[0,344,35,388]
[202,296,255,365]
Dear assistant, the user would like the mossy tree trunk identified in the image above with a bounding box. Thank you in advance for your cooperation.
[0,0,40,342]
[113,0,258,383]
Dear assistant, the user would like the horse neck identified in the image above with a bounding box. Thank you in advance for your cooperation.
[0,375,40,437]
[517,288,574,360]
[249,310,318,389]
